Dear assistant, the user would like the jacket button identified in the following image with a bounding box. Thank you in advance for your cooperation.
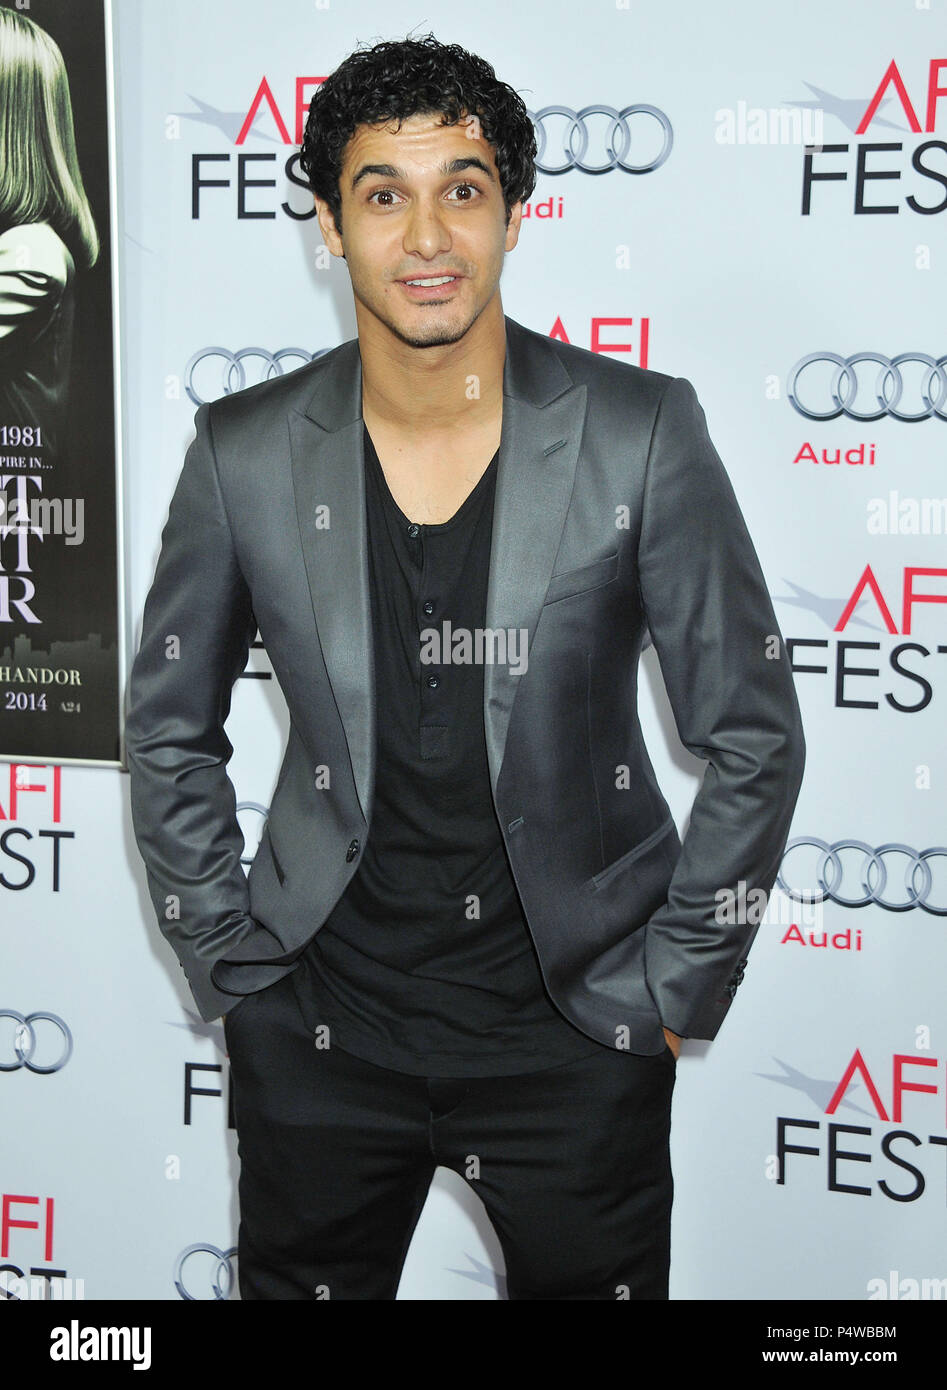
[346,839,360,862]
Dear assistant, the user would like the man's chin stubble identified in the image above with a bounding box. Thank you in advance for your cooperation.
[382,314,473,350]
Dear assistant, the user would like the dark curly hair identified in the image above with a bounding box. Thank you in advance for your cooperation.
[299,34,537,233]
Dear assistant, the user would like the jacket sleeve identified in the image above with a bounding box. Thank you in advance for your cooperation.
[124,402,259,1021]
[635,376,806,1039]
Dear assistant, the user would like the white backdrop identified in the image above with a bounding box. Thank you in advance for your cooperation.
[4,0,946,1301]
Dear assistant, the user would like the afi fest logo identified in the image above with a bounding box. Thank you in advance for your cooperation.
[0,1193,82,1300]
[778,562,947,714]
[770,1036,947,1206]
[800,57,947,216]
[0,764,74,894]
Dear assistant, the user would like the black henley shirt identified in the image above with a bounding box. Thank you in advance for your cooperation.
[291,423,600,1076]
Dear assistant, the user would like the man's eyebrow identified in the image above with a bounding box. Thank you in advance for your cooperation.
[349,156,497,192]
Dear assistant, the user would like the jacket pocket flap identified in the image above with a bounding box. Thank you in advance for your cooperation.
[588,814,676,893]
[543,551,619,606]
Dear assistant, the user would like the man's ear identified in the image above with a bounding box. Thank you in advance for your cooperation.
[504,201,524,253]
[314,196,344,258]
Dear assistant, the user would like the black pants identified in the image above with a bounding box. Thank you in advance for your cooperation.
[224,970,676,1300]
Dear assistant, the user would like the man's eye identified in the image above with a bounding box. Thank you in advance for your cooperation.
[447,183,480,201]
[367,188,400,206]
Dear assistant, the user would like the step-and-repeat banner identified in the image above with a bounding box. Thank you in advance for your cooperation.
[4,0,946,1302]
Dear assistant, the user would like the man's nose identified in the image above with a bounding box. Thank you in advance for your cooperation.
[402,197,452,257]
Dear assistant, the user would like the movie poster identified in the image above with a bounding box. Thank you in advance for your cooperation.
[0,0,122,765]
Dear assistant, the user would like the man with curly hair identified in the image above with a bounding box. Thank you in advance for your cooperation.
[126,34,805,1301]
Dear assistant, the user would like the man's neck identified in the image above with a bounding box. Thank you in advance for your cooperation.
[358,296,506,436]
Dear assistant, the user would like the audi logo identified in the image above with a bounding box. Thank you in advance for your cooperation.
[788,353,947,422]
[777,839,947,914]
[185,347,332,406]
[527,104,673,175]
[174,1243,237,1300]
[0,1011,73,1073]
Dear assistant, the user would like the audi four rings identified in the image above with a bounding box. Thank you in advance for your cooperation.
[788,353,947,421]
[184,347,322,406]
[174,1244,238,1300]
[776,839,947,914]
[0,1011,73,1072]
[526,104,673,175]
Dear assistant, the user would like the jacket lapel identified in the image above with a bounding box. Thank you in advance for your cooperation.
[483,323,587,791]
[289,338,373,820]
[288,317,588,818]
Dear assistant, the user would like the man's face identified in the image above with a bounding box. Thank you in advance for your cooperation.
[315,111,522,350]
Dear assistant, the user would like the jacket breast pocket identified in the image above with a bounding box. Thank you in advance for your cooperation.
[587,814,677,894]
[542,550,619,606]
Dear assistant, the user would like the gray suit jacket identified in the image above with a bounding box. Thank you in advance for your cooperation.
[125,314,805,1054]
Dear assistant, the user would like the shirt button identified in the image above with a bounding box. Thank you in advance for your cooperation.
[345,839,360,862]
[422,600,434,616]
[426,674,439,689]
[407,523,420,538]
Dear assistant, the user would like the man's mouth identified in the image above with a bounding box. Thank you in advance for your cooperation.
[396,273,464,302]
[400,275,459,287]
